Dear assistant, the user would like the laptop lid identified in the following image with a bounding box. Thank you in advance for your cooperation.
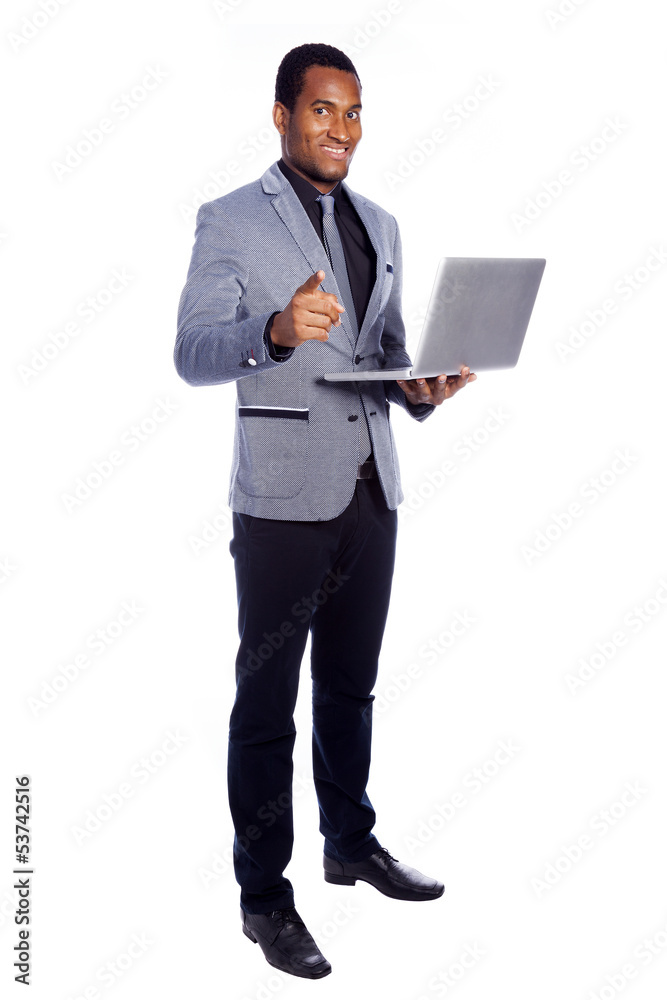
[410,256,546,377]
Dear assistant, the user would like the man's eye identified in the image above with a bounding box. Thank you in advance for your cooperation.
[314,107,328,115]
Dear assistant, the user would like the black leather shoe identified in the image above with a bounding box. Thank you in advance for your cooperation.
[323,847,444,901]
[241,907,332,979]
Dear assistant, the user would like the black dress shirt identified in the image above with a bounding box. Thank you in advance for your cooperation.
[265,158,378,361]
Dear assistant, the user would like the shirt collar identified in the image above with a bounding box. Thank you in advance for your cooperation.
[277,158,342,211]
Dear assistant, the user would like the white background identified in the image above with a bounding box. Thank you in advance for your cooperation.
[2,1,666,998]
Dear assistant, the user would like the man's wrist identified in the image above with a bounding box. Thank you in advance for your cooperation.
[264,314,293,361]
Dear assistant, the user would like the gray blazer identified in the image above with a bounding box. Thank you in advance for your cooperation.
[175,160,434,521]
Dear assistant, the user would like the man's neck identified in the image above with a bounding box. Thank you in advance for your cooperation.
[279,156,340,195]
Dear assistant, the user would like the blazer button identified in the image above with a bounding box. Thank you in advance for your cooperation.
[354,354,362,364]
[348,415,358,421]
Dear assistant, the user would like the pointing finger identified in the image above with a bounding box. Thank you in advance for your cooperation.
[299,270,325,293]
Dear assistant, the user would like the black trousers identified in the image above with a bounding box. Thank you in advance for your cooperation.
[227,476,398,914]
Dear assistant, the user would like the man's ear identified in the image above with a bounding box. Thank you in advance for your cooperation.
[272,101,288,136]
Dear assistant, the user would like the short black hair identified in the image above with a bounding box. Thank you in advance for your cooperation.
[275,43,360,113]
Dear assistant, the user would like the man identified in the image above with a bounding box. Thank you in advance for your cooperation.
[175,43,476,980]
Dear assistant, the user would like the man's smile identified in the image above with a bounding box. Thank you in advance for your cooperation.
[320,144,350,160]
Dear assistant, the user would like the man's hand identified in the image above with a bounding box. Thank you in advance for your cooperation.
[270,270,344,348]
[397,366,477,406]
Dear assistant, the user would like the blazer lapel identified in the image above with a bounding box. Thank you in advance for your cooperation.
[341,185,386,354]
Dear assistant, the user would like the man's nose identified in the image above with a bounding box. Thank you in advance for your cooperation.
[327,117,350,142]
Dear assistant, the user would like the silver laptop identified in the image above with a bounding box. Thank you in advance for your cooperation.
[324,256,546,381]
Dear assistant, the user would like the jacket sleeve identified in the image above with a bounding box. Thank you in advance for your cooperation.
[174,201,293,386]
[381,218,435,423]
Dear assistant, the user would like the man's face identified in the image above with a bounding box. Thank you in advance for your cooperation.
[273,65,362,193]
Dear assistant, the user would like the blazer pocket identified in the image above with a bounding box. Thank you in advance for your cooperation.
[379,266,394,312]
[236,406,308,499]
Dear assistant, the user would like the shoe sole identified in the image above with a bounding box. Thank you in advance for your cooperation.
[242,924,332,979]
[324,870,444,900]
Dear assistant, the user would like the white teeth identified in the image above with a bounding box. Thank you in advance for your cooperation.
[323,146,347,153]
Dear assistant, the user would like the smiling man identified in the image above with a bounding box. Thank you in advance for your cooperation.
[175,43,475,980]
